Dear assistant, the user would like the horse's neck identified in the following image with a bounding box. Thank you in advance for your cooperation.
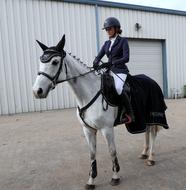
[62,54,100,107]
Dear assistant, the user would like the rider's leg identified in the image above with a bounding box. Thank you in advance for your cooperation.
[111,72,134,123]
[120,89,135,123]
[111,73,127,95]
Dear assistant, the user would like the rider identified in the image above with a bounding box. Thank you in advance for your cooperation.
[93,17,134,123]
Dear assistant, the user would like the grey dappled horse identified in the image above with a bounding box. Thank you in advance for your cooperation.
[33,35,163,190]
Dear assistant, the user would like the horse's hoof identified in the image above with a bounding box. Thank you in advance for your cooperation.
[110,178,120,186]
[85,184,95,190]
[146,160,155,166]
[139,154,148,159]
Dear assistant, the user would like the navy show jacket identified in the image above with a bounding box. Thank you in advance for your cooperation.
[94,35,130,74]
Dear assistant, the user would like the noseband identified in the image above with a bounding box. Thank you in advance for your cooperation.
[38,49,67,89]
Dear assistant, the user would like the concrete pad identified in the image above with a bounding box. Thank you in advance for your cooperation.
[0,99,186,190]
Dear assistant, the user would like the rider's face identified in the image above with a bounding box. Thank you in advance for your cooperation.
[106,27,116,38]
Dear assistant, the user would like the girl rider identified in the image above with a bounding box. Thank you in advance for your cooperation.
[93,17,134,123]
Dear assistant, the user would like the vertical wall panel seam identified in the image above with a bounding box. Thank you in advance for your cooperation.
[24,0,36,112]
[95,4,100,53]
[0,19,9,114]
[18,0,30,112]
[4,0,16,114]
[32,0,42,112]
[162,40,168,98]
[11,0,23,113]
[21,0,30,112]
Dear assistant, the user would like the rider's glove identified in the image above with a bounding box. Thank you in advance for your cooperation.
[99,61,112,69]
[93,63,99,70]
[93,58,100,70]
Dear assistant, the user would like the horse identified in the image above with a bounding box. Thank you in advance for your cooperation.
[33,35,168,190]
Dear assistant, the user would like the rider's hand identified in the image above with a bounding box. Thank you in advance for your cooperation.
[99,61,112,69]
[93,58,100,70]
[93,63,99,70]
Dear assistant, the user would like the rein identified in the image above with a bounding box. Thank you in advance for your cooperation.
[56,68,95,84]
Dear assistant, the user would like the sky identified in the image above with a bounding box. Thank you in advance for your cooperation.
[105,0,186,11]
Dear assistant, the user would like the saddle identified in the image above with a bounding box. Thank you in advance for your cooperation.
[101,72,120,106]
[101,72,130,126]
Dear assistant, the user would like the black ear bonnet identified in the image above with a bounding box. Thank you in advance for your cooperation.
[40,49,66,63]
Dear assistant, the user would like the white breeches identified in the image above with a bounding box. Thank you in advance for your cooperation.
[110,72,127,95]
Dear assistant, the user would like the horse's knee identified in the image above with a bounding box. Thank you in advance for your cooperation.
[90,152,96,160]
[110,149,117,158]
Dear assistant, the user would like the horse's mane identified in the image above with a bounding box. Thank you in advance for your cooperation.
[67,52,94,72]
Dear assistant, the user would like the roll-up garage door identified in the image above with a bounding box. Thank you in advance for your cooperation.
[127,40,163,90]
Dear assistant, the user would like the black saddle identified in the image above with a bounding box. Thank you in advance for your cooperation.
[101,72,120,106]
[101,72,129,126]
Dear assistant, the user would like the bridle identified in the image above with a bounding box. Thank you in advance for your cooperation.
[37,49,66,89]
[37,49,95,89]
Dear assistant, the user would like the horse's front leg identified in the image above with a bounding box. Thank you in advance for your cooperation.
[101,127,120,186]
[83,126,97,190]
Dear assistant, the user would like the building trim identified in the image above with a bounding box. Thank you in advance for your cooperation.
[95,4,100,53]
[162,40,168,98]
[61,0,186,16]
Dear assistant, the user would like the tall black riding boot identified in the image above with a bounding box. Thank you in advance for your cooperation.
[120,90,135,124]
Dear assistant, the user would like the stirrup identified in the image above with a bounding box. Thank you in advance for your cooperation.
[121,114,132,124]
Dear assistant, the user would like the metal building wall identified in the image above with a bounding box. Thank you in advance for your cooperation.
[0,0,97,115]
[98,7,186,98]
[0,0,186,115]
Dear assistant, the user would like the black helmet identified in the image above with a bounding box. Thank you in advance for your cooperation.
[102,17,121,30]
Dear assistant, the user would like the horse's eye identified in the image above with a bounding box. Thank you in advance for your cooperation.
[52,60,59,66]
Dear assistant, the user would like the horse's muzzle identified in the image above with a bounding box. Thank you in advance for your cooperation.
[33,87,48,99]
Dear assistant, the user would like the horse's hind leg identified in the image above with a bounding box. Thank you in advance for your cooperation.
[101,127,120,186]
[83,127,97,190]
[139,127,150,159]
[146,125,158,166]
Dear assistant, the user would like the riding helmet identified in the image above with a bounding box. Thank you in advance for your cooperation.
[102,17,121,30]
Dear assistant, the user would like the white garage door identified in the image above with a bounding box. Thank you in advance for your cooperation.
[127,40,163,90]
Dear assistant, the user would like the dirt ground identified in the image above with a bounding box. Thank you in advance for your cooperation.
[0,99,186,190]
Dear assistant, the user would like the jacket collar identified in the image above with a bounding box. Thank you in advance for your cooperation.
[109,35,121,52]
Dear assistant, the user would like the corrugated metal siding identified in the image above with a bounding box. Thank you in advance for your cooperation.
[128,40,163,90]
[0,0,186,115]
[0,0,97,115]
[98,6,186,97]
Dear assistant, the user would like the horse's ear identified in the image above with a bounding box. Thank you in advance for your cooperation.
[36,40,48,51]
[56,34,65,52]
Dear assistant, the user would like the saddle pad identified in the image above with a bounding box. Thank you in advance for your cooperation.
[125,74,169,134]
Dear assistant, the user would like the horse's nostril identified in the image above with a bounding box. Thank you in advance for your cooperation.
[37,88,43,95]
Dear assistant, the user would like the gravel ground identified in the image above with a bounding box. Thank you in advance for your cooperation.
[0,99,186,190]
